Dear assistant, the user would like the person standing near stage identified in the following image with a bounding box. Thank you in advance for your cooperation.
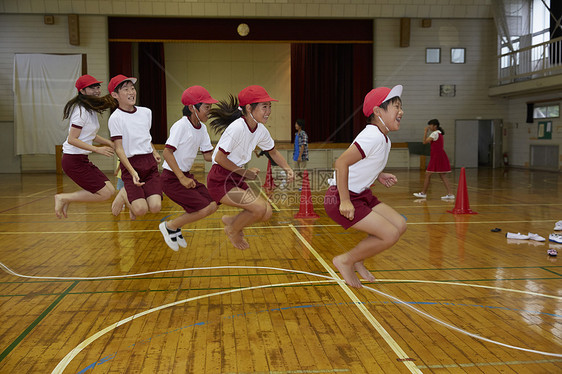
[207,85,293,249]
[55,75,117,218]
[158,86,218,251]
[413,119,454,200]
[292,119,308,173]
[324,85,407,288]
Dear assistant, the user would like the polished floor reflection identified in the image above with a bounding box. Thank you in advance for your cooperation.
[0,168,561,373]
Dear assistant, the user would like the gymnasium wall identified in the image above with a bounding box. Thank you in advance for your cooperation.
[0,0,560,171]
[164,42,292,143]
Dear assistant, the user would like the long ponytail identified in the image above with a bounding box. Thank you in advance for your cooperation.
[63,93,117,120]
[208,94,258,135]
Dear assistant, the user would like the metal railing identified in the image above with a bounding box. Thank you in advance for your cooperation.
[497,36,562,85]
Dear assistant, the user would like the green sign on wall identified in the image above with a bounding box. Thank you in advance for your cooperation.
[538,121,552,139]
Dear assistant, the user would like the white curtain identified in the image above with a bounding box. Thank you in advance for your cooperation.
[13,54,82,155]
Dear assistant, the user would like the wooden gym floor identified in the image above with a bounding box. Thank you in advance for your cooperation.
[0,167,561,373]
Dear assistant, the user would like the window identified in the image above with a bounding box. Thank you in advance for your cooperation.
[426,48,440,64]
[533,104,560,119]
[451,48,465,63]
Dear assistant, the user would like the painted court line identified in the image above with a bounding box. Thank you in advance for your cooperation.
[289,224,422,373]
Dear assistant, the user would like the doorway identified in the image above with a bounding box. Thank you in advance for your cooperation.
[455,119,503,168]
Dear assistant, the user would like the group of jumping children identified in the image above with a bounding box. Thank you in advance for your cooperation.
[56,74,412,288]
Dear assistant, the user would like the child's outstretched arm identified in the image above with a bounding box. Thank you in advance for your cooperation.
[114,139,144,186]
[268,148,294,182]
[215,150,259,180]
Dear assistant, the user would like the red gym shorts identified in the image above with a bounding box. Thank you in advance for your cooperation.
[161,169,214,213]
[62,153,109,194]
[121,153,162,203]
[324,185,381,229]
[206,164,249,204]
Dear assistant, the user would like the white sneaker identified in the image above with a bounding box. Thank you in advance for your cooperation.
[413,192,427,198]
[441,194,455,200]
[159,221,179,251]
[506,232,529,240]
[554,221,562,230]
[176,229,187,248]
[549,233,562,244]
[527,233,545,242]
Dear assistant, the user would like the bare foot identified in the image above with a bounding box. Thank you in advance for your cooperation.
[354,262,376,282]
[129,210,136,221]
[224,225,249,250]
[111,193,125,216]
[62,202,69,218]
[333,255,362,288]
[54,195,67,219]
[222,215,248,248]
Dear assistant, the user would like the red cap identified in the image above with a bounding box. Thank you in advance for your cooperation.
[238,85,277,106]
[75,75,102,91]
[108,74,137,93]
[181,86,218,106]
[362,85,403,117]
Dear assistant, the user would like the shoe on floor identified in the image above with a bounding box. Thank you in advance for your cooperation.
[159,221,179,251]
[549,233,562,244]
[554,221,562,231]
[441,194,455,200]
[176,229,187,248]
[506,232,529,240]
[413,192,427,198]
[547,248,558,256]
[527,233,545,242]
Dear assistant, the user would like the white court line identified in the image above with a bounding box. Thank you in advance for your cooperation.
[289,224,422,373]
[50,279,336,374]
[1,262,560,372]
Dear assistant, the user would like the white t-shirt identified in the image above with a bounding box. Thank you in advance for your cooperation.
[163,117,213,172]
[62,106,100,155]
[108,106,153,158]
[330,124,391,194]
[211,117,275,167]
[429,130,442,141]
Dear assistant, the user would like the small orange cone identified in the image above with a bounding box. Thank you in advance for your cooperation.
[262,160,275,190]
[447,167,477,214]
[294,170,319,219]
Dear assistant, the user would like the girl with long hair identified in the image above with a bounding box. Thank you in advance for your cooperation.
[207,85,293,249]
[54,75,117,218]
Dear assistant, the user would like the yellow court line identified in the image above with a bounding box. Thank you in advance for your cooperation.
[288,224,422,373]
[260,189,281,212]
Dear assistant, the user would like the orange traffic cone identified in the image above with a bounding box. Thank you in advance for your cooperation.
[262,160,275,190]
[294,170,319,219]
[447,167,477,214]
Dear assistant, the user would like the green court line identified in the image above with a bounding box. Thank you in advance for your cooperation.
[2,276,562,299]
[541,267,562,276]
[0,280,79,364]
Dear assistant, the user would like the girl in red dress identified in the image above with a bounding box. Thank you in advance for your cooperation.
[413,119,454,200]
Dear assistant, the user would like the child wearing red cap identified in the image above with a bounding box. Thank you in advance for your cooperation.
[54,75,118,218]
[108,74,162,219]
[158,86,219,251]
[324,85,406,288]
[207,85,294,249]
[412,119,454,200]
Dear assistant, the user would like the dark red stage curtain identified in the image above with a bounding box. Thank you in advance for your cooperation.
[108,42,133,78]
[138,42,167,144]
[291,43,372,144]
